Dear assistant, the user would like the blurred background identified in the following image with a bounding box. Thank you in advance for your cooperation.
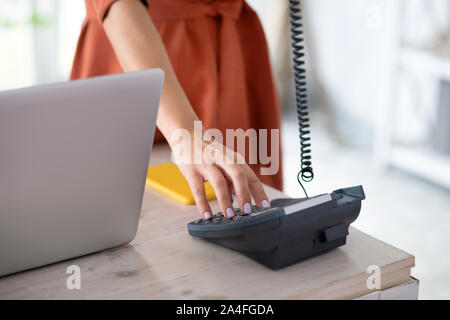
[1,0,449,299]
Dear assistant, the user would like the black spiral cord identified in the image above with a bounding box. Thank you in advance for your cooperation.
[289,0,314,198]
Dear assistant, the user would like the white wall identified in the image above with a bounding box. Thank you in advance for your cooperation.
[0,0,84,90]
[303,0,397,146]
[246,0,399,147]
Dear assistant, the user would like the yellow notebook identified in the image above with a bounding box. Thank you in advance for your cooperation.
[146,163,216,205]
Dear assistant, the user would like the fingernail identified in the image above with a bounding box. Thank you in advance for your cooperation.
[244,202,252,214]
[262,200,270,208]
[204,211,212,220]
[226,208,235,218]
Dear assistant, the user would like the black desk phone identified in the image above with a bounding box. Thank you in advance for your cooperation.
[187,0,366,269]
[188,186,365,269]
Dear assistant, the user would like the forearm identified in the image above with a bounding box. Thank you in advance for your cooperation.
[101,0,269,217]
[103,0,199,147]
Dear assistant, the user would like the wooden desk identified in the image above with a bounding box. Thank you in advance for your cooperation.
[0,145,416,299]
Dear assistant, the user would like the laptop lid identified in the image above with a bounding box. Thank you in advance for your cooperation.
[0,69,164,277]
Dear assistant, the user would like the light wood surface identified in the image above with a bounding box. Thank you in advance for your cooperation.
[0,144,415,299]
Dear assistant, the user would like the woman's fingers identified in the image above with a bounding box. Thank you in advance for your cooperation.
[179,146,270,219]
[203,166,235,219]
[244,166,270,209]
[220,165,253,215]
[184,171,213,220]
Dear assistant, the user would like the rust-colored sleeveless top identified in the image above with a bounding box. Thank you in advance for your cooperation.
[70,0,282,190]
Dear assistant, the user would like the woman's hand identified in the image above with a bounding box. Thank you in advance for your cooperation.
[174,139,270,219]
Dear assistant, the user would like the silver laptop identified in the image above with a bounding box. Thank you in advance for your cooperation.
[0,69,164,277]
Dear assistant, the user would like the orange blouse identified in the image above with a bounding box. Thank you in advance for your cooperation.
[70,0,283,190]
